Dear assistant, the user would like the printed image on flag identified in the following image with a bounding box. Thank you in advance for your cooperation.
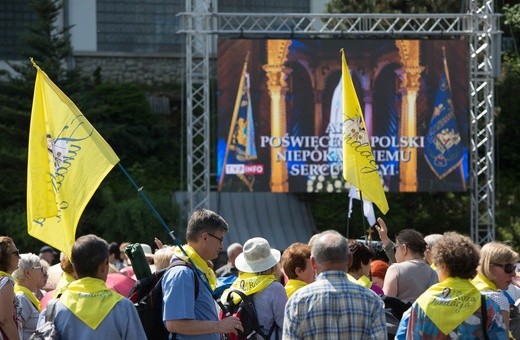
[27,62,119,258]
[424,72,463,179]
[229,72,257,164]
[218,54,259,191]
[341,50,389,214]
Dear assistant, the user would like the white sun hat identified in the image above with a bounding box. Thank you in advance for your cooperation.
[235,237,281,273]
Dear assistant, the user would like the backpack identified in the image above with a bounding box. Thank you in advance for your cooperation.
[220,289,278,340]
[30,299,59,340]
[128,260,199,340]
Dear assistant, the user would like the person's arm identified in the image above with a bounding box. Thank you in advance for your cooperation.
[0,285,21,340]
[375,218,396,264]
[382,264,399,298]
[165,317,242,335]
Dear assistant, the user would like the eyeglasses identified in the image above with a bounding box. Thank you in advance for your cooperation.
[393,244,404,254]
[492,263,516,274]
[207,233,224,244]
[32,266,44,273]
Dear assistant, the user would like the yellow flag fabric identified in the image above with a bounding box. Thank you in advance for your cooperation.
[341,50,389,214]
[416,277,481,335]
[284,279,307,298]
[60,277,123,330]
[27,63,119,258]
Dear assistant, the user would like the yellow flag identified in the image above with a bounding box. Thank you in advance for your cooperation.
[27,62,119,258]
[341,50,389,214]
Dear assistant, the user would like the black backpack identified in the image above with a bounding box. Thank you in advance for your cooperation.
[128,260,199,340]
[220,289,278,340]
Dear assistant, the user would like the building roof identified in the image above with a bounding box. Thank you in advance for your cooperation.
[173,192,315,251]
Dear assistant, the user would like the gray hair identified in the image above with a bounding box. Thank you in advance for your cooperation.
[311,230,349,264]
[186,209,229,242]
[424,234,443,249]
[12,253,41,282]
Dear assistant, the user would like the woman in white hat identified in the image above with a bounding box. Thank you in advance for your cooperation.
[221,237,287,339]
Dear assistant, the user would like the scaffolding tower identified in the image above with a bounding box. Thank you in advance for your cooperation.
[179,0,499,245]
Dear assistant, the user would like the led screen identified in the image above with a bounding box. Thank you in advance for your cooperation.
[217,39,469,193]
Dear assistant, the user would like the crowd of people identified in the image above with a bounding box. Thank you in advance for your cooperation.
[1,209,520,339]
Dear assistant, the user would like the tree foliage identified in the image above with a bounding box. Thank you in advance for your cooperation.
[326,0,463,14]
[496,3,520,245]
[0,0,181,253]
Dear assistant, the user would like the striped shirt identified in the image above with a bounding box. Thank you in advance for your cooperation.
[283,270,387,340]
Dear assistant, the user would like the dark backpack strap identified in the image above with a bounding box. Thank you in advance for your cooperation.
[226,289,263,337]
[138,259,199,305]
[481,294,489,340]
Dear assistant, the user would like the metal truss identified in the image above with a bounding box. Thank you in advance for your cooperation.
[181,0,498,245]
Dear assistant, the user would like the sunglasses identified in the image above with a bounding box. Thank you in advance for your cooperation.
[492,263,516,274]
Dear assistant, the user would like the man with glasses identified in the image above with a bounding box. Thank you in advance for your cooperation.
[162,209,243,339]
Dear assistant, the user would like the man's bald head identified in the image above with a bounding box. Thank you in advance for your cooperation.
[311,231,350,272]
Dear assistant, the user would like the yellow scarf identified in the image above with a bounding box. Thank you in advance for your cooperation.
[356,275,372,289]
[174,245,217,290]
[221,272,275,304]
[471,273,498,291]
[55,272,76,297]
[285,279,307,298]
[416,277,481,335]
[14,284,41,312]
[0,271,13,279]
[60,277,123,330]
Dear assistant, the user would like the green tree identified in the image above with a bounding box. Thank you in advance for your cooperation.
[0,0,80,252]
[496,3,520,246]
[0,0,182,252]
[326,0,463,14]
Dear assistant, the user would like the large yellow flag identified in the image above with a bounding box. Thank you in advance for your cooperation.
[27,62,119,258]
[341,50,389,214]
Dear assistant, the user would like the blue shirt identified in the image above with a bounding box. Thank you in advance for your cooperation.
[283,270,387,340]
[37,298,146,340]
[162,265,219,340]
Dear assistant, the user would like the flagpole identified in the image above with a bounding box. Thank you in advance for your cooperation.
[218,52,250,190]
[442,47,466,191]
[117,164,225,304]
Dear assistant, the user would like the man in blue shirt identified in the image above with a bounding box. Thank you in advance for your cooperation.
[162,209,242,339]
[37,234,146,340]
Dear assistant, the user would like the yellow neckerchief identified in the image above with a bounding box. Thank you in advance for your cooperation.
[416,277,481,335]
[285,279,307,298]
[431,263,437,270]
[55,272,76,297]
[471,273,498,291]
[356,275,372,289]
[14,284,41,312]
[60,277,123,330]
[174,245,217,290]
[221,272,275,304]
[346,273,371,289]
[0,271,13,279]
